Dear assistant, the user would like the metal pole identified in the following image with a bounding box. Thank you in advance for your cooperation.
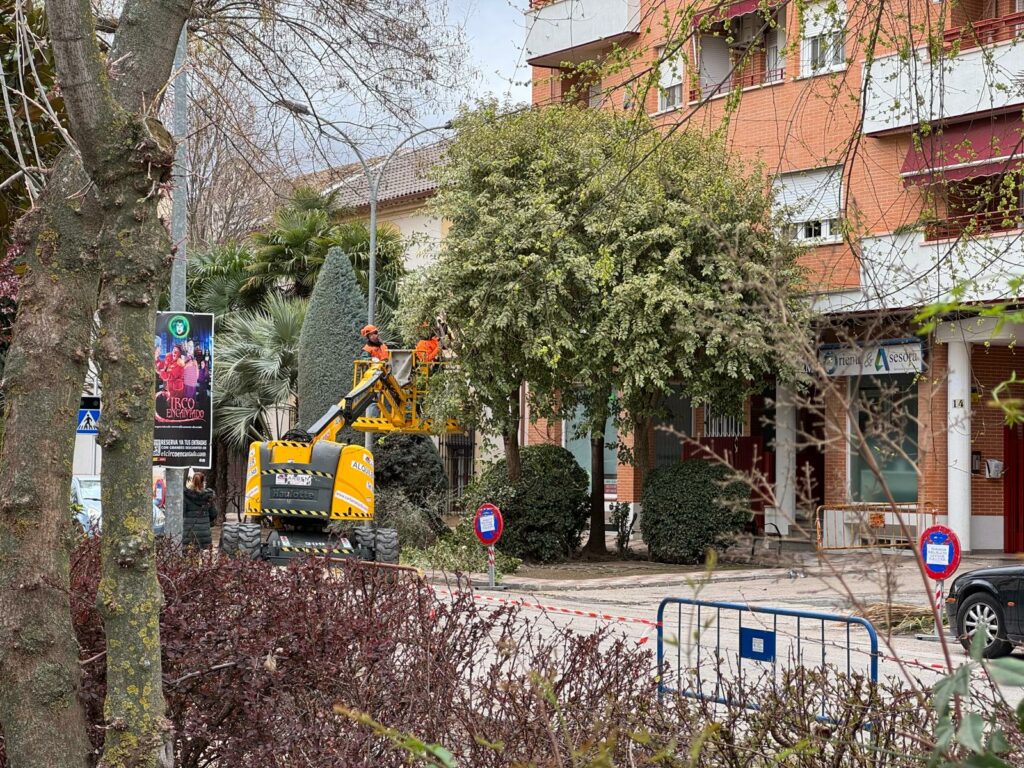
[364,180,377,452]
[164,28,188,544]
[487,545,496,588]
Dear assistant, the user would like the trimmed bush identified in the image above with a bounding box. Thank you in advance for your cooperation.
[641,459,751,564]
[297,247,366,439]
[463,444,588,563]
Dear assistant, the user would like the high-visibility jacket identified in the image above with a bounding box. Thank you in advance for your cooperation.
[362,342,391,361]
[414,337,440,363]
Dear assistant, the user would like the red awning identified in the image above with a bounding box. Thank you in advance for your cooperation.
[693,0,778,26]
[901,114,1024,186]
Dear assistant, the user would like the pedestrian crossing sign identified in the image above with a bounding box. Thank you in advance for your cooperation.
[77,409,100,434]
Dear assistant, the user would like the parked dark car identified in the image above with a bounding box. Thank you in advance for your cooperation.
[946,566,1024,658]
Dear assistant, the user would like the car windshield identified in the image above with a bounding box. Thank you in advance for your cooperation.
[79,479,101,502]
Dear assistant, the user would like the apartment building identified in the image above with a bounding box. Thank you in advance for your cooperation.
[524,0,1024,551]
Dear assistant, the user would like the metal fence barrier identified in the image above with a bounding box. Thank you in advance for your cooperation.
[657,598,880,714]
[816,503,939,552]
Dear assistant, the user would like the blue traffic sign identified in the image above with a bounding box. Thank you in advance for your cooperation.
[77,409,100,434]
[919,525,961,581]
[473,503,503,546]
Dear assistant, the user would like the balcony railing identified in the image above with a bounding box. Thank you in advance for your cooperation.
[687,67,785,102]
[924,208,1024,241]
[944,11,1024,51]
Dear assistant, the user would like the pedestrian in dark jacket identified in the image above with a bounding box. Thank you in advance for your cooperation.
[183,472,216,550]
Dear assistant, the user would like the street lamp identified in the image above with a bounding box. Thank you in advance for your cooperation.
[276,101,452,448]
[276,100,451,326]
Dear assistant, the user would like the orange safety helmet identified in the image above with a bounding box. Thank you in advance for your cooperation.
[360,324,379,337]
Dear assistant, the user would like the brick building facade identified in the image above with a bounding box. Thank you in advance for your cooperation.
[524,0,1024,551]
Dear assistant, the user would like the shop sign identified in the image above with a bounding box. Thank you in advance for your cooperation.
[818,340,923,377]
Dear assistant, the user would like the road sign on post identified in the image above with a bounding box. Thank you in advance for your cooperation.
[920,524,962,616]
[474,503,503,588]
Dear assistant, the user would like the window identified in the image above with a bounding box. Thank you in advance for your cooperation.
[801,1,846,77]
[774,166,844,243]
[565,405,618,493]
[588,82,603,108]
[705,406,744,438]
[656,45,684,111]
[793,218,840,241]
[850,374,918,503]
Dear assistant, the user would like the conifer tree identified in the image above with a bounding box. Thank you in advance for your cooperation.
[298,247,367,443]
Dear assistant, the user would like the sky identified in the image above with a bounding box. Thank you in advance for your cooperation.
[450,0,532,106]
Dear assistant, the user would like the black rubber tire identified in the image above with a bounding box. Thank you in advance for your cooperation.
[958,592,1014,658]
[219,522,240,555]
[237,522,263,560]
[373,527,400,565]
[353,526,375,560]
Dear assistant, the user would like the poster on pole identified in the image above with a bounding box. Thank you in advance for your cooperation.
[153,312,214,468]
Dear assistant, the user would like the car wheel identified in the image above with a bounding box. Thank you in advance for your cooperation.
[958,592,1014,658]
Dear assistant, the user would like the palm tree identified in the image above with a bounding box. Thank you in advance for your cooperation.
[187,242,265,319]
[245,187,405,327]
[213,293,307,449]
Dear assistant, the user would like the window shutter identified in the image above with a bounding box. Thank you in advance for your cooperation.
[802,0,845,39]
[774,166,843,223]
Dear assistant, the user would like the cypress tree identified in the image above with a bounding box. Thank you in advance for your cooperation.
[298,247,367,440]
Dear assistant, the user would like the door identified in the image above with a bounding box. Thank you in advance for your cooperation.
[1003,424,1024,553]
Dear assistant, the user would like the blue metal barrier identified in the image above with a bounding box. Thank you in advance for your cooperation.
[656,598,880,711]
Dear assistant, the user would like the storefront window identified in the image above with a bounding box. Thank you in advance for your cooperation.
[565,405,618,494]
[850,374,918,503]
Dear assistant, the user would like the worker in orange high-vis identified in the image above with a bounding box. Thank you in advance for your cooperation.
[360,324,391,361]
[414,322,440,363]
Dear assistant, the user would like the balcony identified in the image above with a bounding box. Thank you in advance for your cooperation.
[688,66,785,102]
[924,208,1024,241]
[944,11,1024,51]
[862,36,1024,134]
[524,0,640,67]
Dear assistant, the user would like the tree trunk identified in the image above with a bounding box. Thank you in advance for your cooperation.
[585,436,607,554]
[503,388,522,481]
[94,126,177,767]
[0,157,100,768]
[40,2,190,764]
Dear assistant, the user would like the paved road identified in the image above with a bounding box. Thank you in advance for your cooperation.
[427,549,1024,706]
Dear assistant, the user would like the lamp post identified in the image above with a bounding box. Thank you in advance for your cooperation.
[276,102,450,326]
[275,102,451,448]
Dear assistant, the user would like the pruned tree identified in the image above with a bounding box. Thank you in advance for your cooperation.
[297,247,366,437]
[413,102,805,553]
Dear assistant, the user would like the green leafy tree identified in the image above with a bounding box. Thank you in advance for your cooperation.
[411,102,806,552]
[214,294,307,449]
[297,247,367,438]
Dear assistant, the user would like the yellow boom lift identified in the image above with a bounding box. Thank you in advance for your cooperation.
[219,351,459,563]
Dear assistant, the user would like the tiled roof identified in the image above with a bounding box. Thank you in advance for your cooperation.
[305,139,449,210]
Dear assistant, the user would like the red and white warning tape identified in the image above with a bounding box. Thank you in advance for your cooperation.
[429,585,660,643]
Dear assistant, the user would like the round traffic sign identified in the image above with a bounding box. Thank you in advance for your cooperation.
[919,524,961,581]
[473,503,503,546]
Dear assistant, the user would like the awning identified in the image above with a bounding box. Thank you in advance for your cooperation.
[901,114,1024,186]
[693,0,779,26]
